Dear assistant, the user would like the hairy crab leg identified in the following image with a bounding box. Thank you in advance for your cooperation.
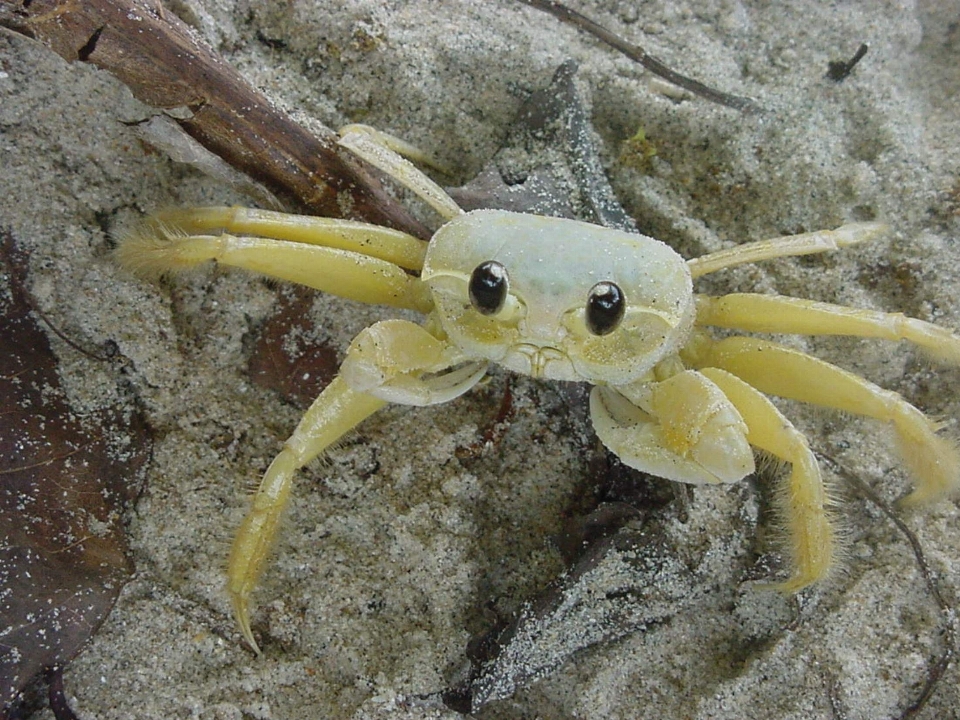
[699,368,837,591]
[117,218,433,311]
[148,206,428,270]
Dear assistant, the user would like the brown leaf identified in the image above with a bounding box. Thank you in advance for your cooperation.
[246,286,340,409]
[0,231,150,717]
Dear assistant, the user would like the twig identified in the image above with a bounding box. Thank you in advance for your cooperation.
[45,667,80,720]
[826,44,869,82]
[0,0,429,238]
[821,453,955,719]
[516,0,759,112]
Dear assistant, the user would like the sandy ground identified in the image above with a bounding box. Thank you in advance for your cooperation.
[3,1,960,718]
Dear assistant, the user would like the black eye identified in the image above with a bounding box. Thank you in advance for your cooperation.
[586,281,625,336]
[469,260,508,315]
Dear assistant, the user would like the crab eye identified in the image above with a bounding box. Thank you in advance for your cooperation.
[585,281,625,336]
[469,260,508,315]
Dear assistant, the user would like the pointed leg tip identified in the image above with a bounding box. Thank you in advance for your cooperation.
[243,626,262,656]
[231,593,262,655]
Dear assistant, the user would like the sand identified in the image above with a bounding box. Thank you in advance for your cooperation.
[2,1,959,718]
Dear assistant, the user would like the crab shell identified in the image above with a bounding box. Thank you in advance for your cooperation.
[422,209,695,385]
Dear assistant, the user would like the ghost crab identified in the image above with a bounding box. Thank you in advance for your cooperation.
[118,125,960,653]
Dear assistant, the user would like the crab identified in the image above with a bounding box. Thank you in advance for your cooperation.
[118,125,960,653]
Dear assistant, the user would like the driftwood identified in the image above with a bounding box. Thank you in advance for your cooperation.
[0,0,429,238]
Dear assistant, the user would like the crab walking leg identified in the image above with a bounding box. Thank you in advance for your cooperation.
[338,124,451,175]
[148,206,427,270]
[117,224,433,312]
[686,222,887,279]
[338,124,463,222]
[228,377,386,653]
[228,320,485,652]
[696,294,960,363]
[686,335,960,504]
[698,367,836,591]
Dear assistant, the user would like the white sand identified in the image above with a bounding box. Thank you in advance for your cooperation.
[2,1,959,718]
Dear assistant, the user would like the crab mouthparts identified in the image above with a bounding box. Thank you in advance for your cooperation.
[503,343,578,381]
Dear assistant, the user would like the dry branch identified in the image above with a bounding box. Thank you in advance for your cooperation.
[0,0,429,238]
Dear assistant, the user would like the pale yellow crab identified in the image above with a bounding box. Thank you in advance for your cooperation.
[118,125,960,653]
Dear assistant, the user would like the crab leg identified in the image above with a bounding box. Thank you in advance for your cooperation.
[117,216,433,311]
[686,335,960,504]
[686,222,887,278]
[338,124,463,222]
[695,293,960,363]
[228,377,386,653]
[698,367,836,591]
[148,206,428,269]
[229,319,486,652]
[591,365,834,589]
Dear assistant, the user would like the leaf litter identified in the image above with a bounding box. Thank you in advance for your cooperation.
[0,230,151,719]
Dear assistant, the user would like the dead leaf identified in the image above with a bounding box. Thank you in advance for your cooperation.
[0,230,150,718]
[246,286,340,409]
